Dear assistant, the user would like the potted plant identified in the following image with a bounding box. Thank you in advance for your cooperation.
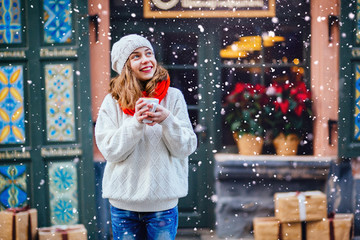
[224,82,270,155]
[266,81,313,155]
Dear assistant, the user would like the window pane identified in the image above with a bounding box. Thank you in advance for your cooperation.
[263,28,304,64]
[163,33,197,65]
[220,23,308,66]
[221,67,262,107]
[188,109,198,129]
[220,35,263,65]
[264,66,305,86]
[168,69,198,106]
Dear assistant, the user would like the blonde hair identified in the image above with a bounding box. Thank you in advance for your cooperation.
[109,60,168,109]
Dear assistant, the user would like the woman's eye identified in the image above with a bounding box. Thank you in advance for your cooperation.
[146,52,152,56]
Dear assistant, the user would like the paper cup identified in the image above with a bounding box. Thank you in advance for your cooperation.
[140,97,159,123]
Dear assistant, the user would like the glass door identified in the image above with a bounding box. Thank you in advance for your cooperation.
[157,32,205,227]
[109,18,214,227]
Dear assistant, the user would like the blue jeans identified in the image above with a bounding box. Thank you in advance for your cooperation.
[110,205,178,240]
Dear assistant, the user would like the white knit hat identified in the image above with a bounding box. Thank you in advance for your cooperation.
[111,34,154,75]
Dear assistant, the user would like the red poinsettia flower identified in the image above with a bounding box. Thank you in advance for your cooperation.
[283,83,291,91]
[296,93,309,102]
[225,80,313,139]
[267,80,313,138]
[274,99,288,114]
[296,82,307,92]
[277,100,289,114]
[273,83,283,94]
[234,82,245,93]
[294,104,304,116]
[254,84,266,94]
[224,82,270,137]
[290,87,298,96]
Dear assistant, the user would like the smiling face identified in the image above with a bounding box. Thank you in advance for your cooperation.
[129,47,157,81]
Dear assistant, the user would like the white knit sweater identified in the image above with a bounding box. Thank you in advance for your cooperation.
[95,87,197,212]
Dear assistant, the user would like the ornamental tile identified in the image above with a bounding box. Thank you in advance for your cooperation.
[45,64,75,142]
[49,161,78,225]
[355,65,360,140]
[0,0,22,44]
[0,165,27,210]
[0,65,25,144]
[43,0,72,43]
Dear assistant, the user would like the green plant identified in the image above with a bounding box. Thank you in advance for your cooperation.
[224,82,269,137]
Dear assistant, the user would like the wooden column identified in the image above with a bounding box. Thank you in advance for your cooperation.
[89,0,110,161]
[311,0,340,156]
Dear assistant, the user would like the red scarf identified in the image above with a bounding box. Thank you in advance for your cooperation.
[121,76,170,116]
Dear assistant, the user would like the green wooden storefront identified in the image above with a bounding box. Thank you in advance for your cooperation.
[2,0,360,238]
[0,0,97,238]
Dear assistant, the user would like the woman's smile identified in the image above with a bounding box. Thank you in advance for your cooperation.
[140,66,153,72]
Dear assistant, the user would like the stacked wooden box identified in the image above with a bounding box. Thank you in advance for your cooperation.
[0,208,38,240]
[253,191,354,240]
[0,207,87,240]
[38,224,87,240]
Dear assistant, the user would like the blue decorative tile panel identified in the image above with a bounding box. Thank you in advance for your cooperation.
[45,64,75,142]
[0,165,27,210]
[355,65,360,140]
[49,161,79,225]
[0,65,25,144]
[0,0,22,44]
[44,0,72,43]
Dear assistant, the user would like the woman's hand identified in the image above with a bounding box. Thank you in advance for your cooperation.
[144,104,170,126]
[134,98,150,123]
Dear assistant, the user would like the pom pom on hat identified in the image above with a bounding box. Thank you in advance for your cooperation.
[111,34,154,75]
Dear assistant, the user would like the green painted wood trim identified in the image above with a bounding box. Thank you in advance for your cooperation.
[27,0,49,226]
[338,0,360,158]
[75,0,97,238]
[199,24,221,228]
[194,28,218,228]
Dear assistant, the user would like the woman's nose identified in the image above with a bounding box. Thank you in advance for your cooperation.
[141,55,149,63]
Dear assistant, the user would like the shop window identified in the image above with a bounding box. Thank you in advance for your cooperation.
[168,69,198,106]
[156,32,199,128]
[220,17,312,155]
[163,34,198,66]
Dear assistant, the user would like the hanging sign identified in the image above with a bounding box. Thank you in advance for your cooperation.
[143,0,275,18]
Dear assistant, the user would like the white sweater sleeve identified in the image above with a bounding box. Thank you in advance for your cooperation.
[95,95,145,163]
[160,90,197,159]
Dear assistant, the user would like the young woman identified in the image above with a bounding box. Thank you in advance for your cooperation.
[95,34,197,239]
